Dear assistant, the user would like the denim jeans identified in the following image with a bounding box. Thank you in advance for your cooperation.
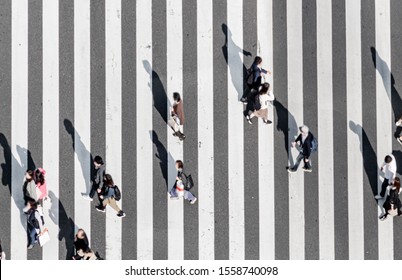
[292,152,311,171]
[27,225,37,246]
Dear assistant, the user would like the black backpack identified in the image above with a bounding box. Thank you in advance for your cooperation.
[113,185,121,201]
[181,173,194,191]
[27,209,40,229]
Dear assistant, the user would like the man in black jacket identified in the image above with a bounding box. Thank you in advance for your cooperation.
[82,155,106,203]
[288,125,314,173]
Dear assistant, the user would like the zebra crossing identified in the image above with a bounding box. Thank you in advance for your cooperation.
[1,0,402,260]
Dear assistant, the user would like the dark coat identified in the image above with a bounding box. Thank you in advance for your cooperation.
[295,132,314,159]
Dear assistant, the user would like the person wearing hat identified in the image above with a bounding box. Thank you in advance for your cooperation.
[288,125,314,173]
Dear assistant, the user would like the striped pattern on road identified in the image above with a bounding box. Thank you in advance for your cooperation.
[1,0,402,260]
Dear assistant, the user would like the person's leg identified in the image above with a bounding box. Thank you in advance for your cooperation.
[290,153,304,171]
[108,198,121,213]
[303,157,312,170]
[89,183,97,198]
[379,178,389,197]
[27,226,37,247]
[183,190,196,201]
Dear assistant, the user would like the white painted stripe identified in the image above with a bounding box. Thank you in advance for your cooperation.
[346,0,364,260]
[227,0,245,260]
[167,0,184,260]
[287,0,305,260]
[316,0,335,260]
[375,0,393,260]
[197,0,215,260]
[11,0,28,260]
[105,0,122,260]
[42,0,60,260]
[257,0,275,260]
[74,0,91,244]
[136,0,153,260]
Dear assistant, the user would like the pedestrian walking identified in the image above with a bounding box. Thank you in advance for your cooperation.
[0,240,5,260]
[169,92,186,141]
[34,168,48,207]
[82,155,106,204]
[72,229,93,260]
[241,56,271,103]
[23,169,37,205]
[379,177,402,221]
[96,174,126,218]
[288,125,317,173]
[245,82,274,125]
[169,160,197,204]
[24,199,46,249]
[396,117,402,145]
[375,154,397,199]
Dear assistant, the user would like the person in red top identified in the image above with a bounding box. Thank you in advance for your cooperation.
[168,92,186,141]
[35,168,48,207]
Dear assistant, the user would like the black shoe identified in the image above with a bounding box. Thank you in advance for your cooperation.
[240,97,247,104]
[287,168,296,173]
[264,120,272,124]
[117,211,126,218]
[379,214,387,221]
[96,206,105,212]
[246,115,252,124]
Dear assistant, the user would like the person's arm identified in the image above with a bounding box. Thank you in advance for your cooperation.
[97,166,105,190]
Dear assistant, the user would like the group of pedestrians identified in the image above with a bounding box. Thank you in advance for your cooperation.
[243,56,275,125]
[82,156,126,218]
[22,168,48,249]
[374,154,402,221]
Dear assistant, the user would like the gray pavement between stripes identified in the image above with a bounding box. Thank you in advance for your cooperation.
[1,0,402,260]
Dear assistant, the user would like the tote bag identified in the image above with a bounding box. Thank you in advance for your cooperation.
[39,230,50,247]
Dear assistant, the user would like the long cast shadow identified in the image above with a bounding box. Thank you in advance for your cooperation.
[64,119,94,194]
[48,190,76,260]
[273,100,297,166]
[150,130,176,192]
[0,133,36,228]
[349,121,378,197]
[143,60,169,124]
[222,23,252,100]
[371,47,402,134]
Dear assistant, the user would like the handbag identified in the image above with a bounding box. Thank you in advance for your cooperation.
[39,229,50,247]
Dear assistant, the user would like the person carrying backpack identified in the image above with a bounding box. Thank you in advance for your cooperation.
[288,125,317,173]
[24,199,46,249]
[169,160,197,204]
[96,174,126,218]
[245,82,274,125]
[241,56,271,103]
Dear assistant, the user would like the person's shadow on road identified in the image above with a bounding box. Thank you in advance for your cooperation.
[371,47,402,139]
[222,23,252,101]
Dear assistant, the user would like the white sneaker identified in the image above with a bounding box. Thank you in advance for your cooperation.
[396,119,402,127]
[82,194,93,201]
[397,138,402,145]
[375,194,383,199]
[190,198,197,204]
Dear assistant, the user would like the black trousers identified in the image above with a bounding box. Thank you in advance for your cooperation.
[89,184,104,205]
[380,178,390,197]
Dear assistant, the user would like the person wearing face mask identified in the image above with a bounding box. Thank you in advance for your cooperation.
[288,125,316,173]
